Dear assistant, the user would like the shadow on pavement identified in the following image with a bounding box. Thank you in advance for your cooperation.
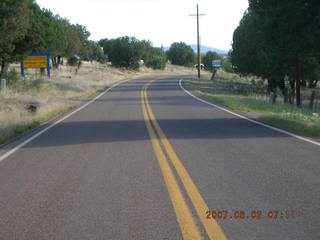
[11,118,289,149]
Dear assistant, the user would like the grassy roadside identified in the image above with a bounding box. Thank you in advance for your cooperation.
[0,62,199,145]
[183,79,320,137]
[0,104,70,144]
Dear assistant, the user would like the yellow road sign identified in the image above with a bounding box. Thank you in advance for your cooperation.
[24,56,47,68]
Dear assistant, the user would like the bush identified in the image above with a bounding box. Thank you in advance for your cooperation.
[83,41,107,63]
[67,56,80,66]
[145,55,167,70]
[222,53,234,73]
[167,42,195,66]
[4,69,20,86]
[145,48,167,70]
[99,36,168,70]
[97,54,107,64]
[108,36,142,70]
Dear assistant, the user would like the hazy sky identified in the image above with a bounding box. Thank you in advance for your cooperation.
[36,0,248,50]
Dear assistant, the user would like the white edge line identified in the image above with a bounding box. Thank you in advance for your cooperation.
[0,79,131,163]
[179,79,320,147]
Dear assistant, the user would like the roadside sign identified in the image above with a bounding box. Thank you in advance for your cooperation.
[212,60,221,68]
[21,53,51,77]
[24,56,47,68]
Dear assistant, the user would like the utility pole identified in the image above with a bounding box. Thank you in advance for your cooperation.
[190,4,205,79]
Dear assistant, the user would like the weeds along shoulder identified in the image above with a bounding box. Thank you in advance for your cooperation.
[183,79,320,137]
[0,102,70,144]
[259,116,320,136]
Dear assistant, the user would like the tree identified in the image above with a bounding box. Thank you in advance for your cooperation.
[85,41,106,63]
[99,37,167,69]
[222,53,234,73]
[145,48,167,70]
[0,0,30,76]
[13,2,84,69]
[16,5,63,68]
[250,0,320,105]
[108,36,143,69]
[167,42,195,66]
[75,24,91,60]
[99,38,115,59]
[231,0,320,106]
[63,21,82,58]
[137,40,153,63]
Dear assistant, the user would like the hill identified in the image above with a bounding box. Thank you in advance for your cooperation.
[190,45,229,55]
[163,45,228,55]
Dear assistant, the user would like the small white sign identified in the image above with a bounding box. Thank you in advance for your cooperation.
[212,60,221,68]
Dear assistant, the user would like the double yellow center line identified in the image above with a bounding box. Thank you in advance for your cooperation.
[141,80,228,240]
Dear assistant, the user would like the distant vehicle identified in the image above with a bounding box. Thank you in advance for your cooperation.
[194,63,204,69]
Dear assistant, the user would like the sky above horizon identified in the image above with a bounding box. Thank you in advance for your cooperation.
[36,0,248,50]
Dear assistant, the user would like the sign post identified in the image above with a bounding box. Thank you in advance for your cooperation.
[211,60,222,81]
[21,53,51,77]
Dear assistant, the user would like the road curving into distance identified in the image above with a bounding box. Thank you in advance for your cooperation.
[0,75,319,240]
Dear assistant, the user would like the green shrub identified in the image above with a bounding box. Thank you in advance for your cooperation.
[4,69,20,86]
[108,36,142,70]
[2,69,47,90]
[67,56,80,66]
[167,42,195,66]
[145,55,167,70]
[222,54,234,73]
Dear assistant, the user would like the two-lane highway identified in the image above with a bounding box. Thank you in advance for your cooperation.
[0,76,319,240]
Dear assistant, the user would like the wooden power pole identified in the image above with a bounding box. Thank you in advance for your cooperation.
[190,4,205,79]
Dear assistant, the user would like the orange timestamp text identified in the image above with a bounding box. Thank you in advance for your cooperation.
[206,210,296,220]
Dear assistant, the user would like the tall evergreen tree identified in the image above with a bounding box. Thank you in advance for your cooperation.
[0,0,30,76]
[231,0,320,106]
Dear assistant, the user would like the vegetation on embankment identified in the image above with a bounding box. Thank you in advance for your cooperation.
[183,78,320,137]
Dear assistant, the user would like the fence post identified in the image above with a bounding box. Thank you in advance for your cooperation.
[0,79,6,90]
[269,92,276,104]
[309,90,316,110]
[283,88,289,103]
[314,91,319,112]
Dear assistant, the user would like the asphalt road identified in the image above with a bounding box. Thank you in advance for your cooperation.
[0,76,319,240]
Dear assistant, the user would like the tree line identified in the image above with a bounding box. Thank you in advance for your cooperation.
[231,0,320,106]
[98,37,167,70]
[0,0,229,78]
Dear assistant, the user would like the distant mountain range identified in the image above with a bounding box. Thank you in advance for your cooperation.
[163,45,229,55]
[190,45,229,55]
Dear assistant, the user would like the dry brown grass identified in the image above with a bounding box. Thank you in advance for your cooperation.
[0,62,202,143]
